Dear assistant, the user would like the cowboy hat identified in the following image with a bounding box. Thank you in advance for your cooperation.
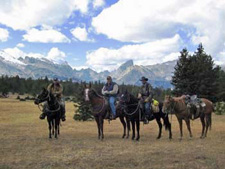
[140,76,148,81]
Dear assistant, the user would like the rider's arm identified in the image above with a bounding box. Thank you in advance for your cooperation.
[102,86,108,95]
[47,84,52,91]
[108,84,118,95]
[54,85,63,95]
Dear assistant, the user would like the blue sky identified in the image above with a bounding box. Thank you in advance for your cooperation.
[0,0,224,72]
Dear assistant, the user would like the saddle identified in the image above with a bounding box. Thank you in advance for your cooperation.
[185,95,206,119]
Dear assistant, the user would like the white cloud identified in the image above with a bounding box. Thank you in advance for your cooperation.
[86,34,181,72]
[70,26,94,42]
[16,43,25,48]
[0,0,90,30]
[23,28,70,43]
[47,47,66,63]
[3,47,25,59]
[0,28,9,42]
[92,0,225,62]
[93,0,105,8]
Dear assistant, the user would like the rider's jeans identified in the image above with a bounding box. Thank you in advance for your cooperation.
[144,102,150,116]
[109,96,116,116]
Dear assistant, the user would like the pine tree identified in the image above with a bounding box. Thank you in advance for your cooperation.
[172,44,220,101]
[73,85,93,121]
[172,48,191,95]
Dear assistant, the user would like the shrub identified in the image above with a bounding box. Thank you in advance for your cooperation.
[215,102,225,115]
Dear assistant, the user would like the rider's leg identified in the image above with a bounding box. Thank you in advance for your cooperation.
[144,102,150,124]
[109,96,116,119]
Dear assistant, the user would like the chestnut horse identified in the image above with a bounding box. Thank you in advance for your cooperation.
[163,95,213,139]
[83,85,130,140]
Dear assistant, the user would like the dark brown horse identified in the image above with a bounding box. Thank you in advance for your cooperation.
[83,84,130,140]
[163,95,213,139]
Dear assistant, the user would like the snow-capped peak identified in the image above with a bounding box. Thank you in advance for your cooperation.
[0,50,26,65]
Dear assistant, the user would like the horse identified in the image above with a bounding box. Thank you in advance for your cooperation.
[34,88,61,139]
[83,84,130,140]
[163,95,213,139]
[118,91,172,141]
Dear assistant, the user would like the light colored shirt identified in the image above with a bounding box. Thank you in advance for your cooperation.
[102,84,119,95]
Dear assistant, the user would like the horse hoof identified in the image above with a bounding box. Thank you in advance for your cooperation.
[156,137,161,140]
[132,137,135,140]
[136,138,140,141]
[122,135,125,139]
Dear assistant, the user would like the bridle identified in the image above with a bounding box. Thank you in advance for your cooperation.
[35,90,60,113]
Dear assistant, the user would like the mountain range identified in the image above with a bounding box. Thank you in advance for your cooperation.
[0,50,176,88]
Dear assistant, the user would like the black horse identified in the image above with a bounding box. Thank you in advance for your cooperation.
[118,91,172,141]
[34,88,61,139]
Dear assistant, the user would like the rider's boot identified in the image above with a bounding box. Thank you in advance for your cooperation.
[143,117,149,124]
[39,112,46,120]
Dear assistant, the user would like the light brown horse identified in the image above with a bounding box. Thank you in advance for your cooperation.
[163,95,213,139]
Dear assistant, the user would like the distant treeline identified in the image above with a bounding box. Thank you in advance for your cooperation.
[0,75,171,102]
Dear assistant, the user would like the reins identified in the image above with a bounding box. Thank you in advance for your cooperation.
[122,103,140,116]
[36,90,61,113]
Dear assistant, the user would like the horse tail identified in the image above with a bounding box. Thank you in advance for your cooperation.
[159,102,170,131]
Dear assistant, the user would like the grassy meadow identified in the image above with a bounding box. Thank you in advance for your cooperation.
[0,97,225,169]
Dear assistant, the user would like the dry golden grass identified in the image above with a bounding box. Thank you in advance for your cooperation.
[0,98,225,169]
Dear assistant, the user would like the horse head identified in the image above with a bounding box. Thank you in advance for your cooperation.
[34,88,49,105]
[119,90,131,104]
[83,83,100,102]
[163,95,174,113]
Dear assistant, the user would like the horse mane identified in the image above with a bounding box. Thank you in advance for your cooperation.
[91,88,104,99]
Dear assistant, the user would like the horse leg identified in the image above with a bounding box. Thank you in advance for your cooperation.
[204,114,210,138]
[58,120,60,135]
[131,120,136,140]
[119,116,126,138]
[99,116,104,140]
[48,118,52,139]
[184,118,193,138]
[52,120,54,135]
[126,117,130,139]
[155,114,162,139]
[177,118,183,140]
[200,114,205,138]
[55,119,58,139]
[95,116,101,139]
[136,119,140,141]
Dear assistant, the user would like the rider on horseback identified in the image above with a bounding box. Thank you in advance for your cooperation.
[138,76,153,124]
[39,78,66,121]
[102,76,119,120]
